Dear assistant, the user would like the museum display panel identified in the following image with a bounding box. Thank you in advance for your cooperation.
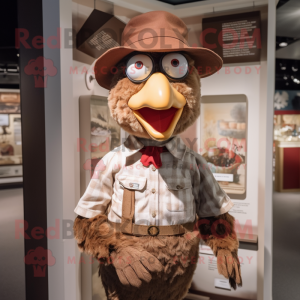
[200,95,248,200]
[0,91,23,187]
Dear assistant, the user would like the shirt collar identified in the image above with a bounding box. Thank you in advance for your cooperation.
[124,135,187,160]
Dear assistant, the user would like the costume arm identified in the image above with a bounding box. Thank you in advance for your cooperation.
[73,214,162,288]
[73,152,120,257]
[198,212,242,289]
[193,153,242,289]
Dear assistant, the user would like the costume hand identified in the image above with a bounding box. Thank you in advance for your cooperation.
[110,247,163,288]
[217,249,242,290]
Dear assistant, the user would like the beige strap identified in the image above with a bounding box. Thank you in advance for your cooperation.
[121,188,135,234]
[132,223,195,236]
[108,220,195,236]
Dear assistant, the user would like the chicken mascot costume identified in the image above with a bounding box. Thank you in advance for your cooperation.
[74,11,242,300]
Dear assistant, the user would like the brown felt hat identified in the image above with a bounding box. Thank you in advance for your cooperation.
[94,10,223,89]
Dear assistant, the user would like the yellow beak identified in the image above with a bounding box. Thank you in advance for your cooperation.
[128,73,186,141]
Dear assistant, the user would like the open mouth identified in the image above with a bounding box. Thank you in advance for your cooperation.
[136,107,178,133]
[133,106,184,141]
[127,73,186,140]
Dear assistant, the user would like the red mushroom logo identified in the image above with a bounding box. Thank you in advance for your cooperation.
[24,247,56,277]
[24,56,57,88]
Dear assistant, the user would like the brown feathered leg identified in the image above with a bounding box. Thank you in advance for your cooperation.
[198,212,242,289]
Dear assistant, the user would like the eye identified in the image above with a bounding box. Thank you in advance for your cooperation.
[135,61,143,69]
[171,59,179,67]
[161,53,188,79]
[126,54,153,82]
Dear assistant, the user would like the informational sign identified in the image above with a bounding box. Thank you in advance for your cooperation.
[0,114,9,126]
[213,173,233,182]
[214,278,231,290]
[202,11,261,64]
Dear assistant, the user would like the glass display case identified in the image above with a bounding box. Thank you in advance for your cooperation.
[0,91,22,187]
[274,113,300,192]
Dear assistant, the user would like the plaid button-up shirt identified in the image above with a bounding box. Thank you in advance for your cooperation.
[75,135,233,226]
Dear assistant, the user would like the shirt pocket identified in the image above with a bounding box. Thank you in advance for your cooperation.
[164,178,192,212]
[112,175,148,218]
[118,175,148,202]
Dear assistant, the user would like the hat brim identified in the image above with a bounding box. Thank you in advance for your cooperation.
[94,37,223,90]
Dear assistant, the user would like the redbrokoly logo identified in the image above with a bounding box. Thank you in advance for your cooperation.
[24,246,56,277]
[24,56,57,88]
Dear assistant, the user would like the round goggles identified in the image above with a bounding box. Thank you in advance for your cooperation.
[125,52,189,83]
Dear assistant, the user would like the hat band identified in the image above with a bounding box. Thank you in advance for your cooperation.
[124,35,189,51]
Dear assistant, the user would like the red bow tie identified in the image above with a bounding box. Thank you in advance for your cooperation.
[139,146,168,169]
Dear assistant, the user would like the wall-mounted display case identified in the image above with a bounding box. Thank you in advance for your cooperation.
[0,91,22,188]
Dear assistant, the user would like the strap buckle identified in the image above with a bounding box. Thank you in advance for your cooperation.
[147,225,160,236]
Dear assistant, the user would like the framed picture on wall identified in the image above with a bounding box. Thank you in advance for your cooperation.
[90,96,120,160]
[0,92,21,114]
[79,95,121,189]
[200,94,248,200]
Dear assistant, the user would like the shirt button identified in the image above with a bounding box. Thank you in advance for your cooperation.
[129,183,133,188]
[152,166,156,171]
[151,188,156,194]
[176,185,182,189]
[152,212,156,218]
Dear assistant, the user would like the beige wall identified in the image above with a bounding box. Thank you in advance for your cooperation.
[0,188,25,300]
